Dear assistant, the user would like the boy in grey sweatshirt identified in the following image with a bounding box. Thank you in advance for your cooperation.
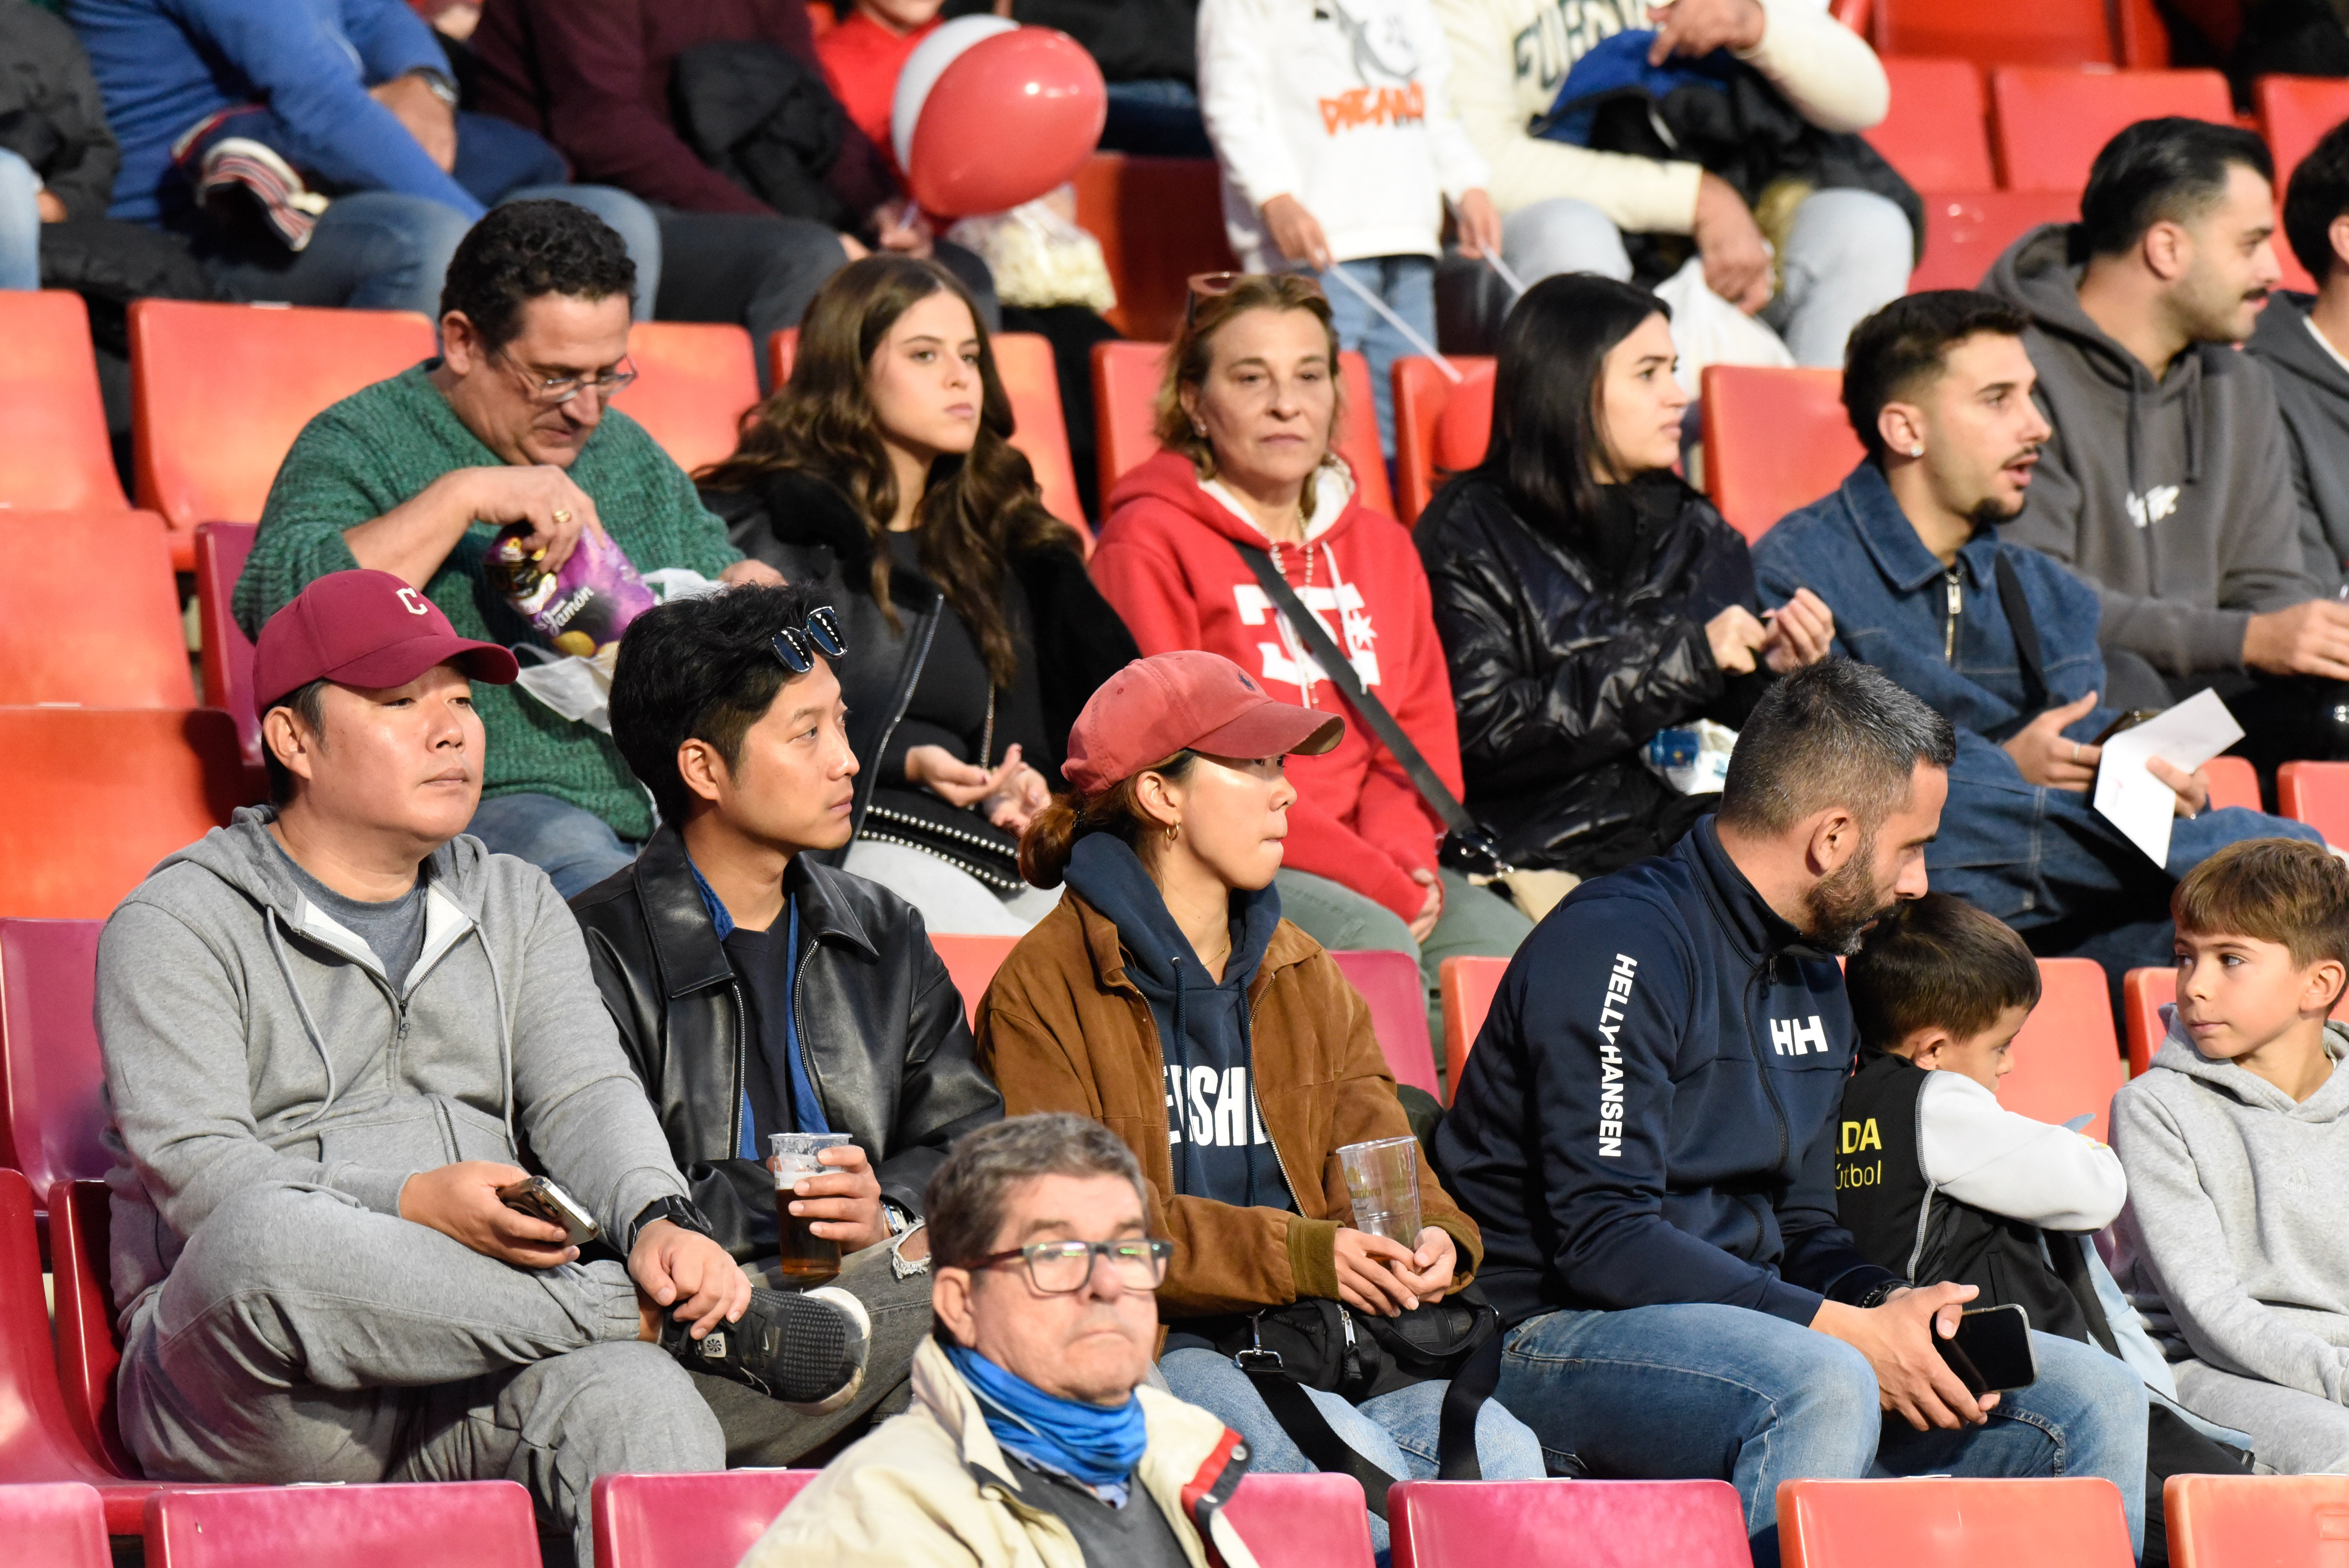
[2111,836,2349,1475]
[100,571,868,1563]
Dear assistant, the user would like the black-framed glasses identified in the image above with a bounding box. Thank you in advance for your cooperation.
[1185,269,1327,329]
[965,1238,1172,1294]
[768,606,846,674]
[496,344,639,406]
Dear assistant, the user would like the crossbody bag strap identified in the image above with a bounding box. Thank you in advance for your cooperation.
[1991,552,2050,715]
[1232,542,1477,839]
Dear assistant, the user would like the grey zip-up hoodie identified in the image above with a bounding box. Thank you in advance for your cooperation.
[1982,223,2320,677]
[2245,291,2349,595]
[96,807,691,1324]
[2108,1018,2349,1403]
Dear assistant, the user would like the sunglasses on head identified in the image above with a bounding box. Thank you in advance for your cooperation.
[1185,270,1327,330]
[768,607,846,674]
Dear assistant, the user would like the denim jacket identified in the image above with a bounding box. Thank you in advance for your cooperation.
[1755,462,2193,924]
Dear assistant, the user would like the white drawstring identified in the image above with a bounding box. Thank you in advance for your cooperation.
[1322,263,1462,384]
[1483,248,1529,302]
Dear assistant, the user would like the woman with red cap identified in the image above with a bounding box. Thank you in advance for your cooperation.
[975,649,1543,1551]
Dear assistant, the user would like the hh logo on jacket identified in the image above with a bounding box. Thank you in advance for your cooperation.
[1234,578,1381,693]
[1165,1064,1273,1147]
[1770,1016,1828,1055]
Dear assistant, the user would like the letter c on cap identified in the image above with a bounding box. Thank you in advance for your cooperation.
[396,588,430,616]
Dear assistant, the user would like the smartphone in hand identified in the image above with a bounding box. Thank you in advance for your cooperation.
[496,1175,601,1247]
[1935,1303,2037,1396]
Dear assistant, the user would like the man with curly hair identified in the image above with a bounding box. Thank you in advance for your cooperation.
[235,199,785,895]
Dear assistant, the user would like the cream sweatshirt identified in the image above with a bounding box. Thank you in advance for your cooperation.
[1199,0,1491,271]
[1426,0,1888,233]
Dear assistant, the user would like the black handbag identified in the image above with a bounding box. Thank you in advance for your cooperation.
[1205,1287,1504,1518]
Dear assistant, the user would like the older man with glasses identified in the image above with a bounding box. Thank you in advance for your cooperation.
[234,197,785,896]
[739,1113,1271,1568]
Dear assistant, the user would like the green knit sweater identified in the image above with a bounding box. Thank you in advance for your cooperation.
[233,363,742,842]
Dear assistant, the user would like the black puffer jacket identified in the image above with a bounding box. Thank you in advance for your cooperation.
[570,826,1003,1260]
[1417,471,1765,876]
[0,0,118,222]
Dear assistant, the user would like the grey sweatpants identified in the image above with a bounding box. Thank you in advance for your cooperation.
[2174,1358,2349,1474]
[117,1184,724,1564]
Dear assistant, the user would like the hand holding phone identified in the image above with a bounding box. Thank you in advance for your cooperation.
[1934,1304,2038,1396]
[497,1174,601,1247]
[398,1160,579,1268]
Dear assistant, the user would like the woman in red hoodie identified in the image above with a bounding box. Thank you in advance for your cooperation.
[1091,273,1531,1021]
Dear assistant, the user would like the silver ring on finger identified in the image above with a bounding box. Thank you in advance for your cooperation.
[2070,742,2081,763]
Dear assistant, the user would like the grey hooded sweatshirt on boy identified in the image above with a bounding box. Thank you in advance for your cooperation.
[2246,292,2349,595]
[2109,1021,2349,1402]
[96,807,693,1325]
[1983,224,2320,677]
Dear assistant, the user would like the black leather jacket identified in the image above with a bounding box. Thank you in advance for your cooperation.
[570,826,1003,1260]
[1417,472,1766,876]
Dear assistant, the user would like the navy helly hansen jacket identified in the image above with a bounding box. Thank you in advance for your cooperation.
[1435,818,1900,1327]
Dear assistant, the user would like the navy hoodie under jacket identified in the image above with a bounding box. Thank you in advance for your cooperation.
[1434,818,1898,1327]
[1061,834,1294,1211]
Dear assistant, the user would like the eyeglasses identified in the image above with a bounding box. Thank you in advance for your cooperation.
[768,606,846,674]
[965,1238,1173,1295]
[1185,270,1327,330]
[496,344,640,406]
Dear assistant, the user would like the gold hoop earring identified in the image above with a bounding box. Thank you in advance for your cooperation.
[1166,821,1181,845]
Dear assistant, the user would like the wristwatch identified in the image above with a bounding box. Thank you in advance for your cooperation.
[409,67,460,110]
[630,1195,716,1250]
[1854,1279,1910,1311]
[881,1198,915,1237]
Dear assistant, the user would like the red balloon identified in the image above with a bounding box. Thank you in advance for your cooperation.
[907,29,1108,220]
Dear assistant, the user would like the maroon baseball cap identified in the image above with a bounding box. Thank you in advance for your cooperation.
[1063,651,1343,794]
[251,569,519,716]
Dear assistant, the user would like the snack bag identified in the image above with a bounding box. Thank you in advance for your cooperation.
[484,524,657,666]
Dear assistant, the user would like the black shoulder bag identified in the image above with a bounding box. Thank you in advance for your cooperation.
[1991,553,2049,715]
[1231,543,1513,878]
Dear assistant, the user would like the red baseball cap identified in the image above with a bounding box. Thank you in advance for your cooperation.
[1062,651,1343,794]
[251,570,519,716]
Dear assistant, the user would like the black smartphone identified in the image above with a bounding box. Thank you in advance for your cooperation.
[2090,709,2163,747]
[497,1175,601,1247]
[1936,1304,2037,1396]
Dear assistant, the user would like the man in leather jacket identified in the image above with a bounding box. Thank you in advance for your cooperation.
[573,579,1004,1463]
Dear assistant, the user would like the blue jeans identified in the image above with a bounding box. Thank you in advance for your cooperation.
[1499,1304,2147,1567]
[202,184,661,320]
[465,791,640,899]
[1159,1345,1546,1559]
[1321,255,1436,458]
[1500,187,1912,367]
[0,148,39,290]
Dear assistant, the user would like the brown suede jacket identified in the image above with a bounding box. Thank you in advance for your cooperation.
[974,887,1481,1320]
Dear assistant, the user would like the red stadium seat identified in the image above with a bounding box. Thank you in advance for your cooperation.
[1093,341,1393,519]
[194,522,265,790]
[1990,68,2235,194]
[1870,0,2116,69]
[2164,1472,2349,1567]
[50,1179,134,1476]
[1437,955,1508,1105]
[1778,1477,2133,1568]
[2258,75,2349,292]
[2279,759,2349,841]
[146,1481,541,1568]
[1700,367,1862,545]
[990,330,1090,537]
[1392,356,1494,526]
[1330,948,1442,1099]
[0,919,110,1203]
[0,511,193,708]
[1869,60,1995,192]
[130,300,438,571]
[2000,957,2126,1143]
[933,933,1020,1028]
[0,1482,109,1568]
[0,292,130,513]
[592,1470,820,1568]
[769,326,797,387]
[0,708,252,919]
[2201,754,2261,814]
[1072,153,1237,343]
[1909,191,2080,292]
[610,321,761,478]
[1226,1472,1379,1568]
[2124,962,2349,1076]
[1389,1478,1748,1568]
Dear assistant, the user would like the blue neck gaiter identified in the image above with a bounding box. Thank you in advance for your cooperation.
[945,1343,1148,1490]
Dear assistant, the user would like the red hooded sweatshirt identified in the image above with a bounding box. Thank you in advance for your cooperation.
[1093,449,1461,923]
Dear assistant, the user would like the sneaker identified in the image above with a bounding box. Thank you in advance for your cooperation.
[662,1285,870,1412]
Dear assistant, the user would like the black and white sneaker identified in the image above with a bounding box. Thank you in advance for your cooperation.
[663,1285,870,1412]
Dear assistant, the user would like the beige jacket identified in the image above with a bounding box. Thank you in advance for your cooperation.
[737,1338,1263,1568]
[1429,0,1888,230]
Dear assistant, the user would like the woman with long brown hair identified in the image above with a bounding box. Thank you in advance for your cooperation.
[701,255,1138,934]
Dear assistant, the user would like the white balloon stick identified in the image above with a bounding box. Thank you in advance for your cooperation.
[1321,263,1461,384]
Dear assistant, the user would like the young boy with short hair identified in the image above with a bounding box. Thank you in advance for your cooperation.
[2112,837,2349,1476]
[1843,893,2247,1566]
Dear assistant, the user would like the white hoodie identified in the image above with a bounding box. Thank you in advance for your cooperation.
[1198,0,1490,271]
